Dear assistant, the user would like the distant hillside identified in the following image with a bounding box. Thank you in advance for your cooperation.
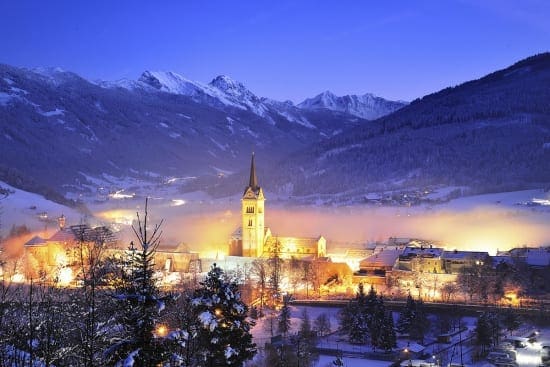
[0,65,372,202]
[261,53,550,202]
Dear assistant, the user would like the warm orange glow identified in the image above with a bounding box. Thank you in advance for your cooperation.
[156,324,168,337]
[96,209,135,225]
[503,291,520,306]
[215,308,222,316]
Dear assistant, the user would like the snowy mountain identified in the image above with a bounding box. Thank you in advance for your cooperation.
[2,53,550,205]
[298,90,407,120]
[0,64,366,203]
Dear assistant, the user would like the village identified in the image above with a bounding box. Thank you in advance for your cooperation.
[1,155,550,367]
[3,154,548,308]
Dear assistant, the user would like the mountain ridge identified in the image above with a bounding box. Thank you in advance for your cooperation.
[298,90,407,120]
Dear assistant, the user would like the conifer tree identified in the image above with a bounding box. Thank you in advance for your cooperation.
[192,264,256,366]
[475,312,493,354]
[314,313,331,337]
[339,284,368,344]
[278,296,292,337]
[409,298,429,344]
[105,199,172,367]
[296,308,317,367]
[379,311,397,353]
[396,294,416,334]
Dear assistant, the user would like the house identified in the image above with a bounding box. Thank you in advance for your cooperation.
[395,246,444,273]
[441,250,489,274]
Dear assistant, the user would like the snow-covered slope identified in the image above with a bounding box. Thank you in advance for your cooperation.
[298,90,407,120]
[0,181,81,233]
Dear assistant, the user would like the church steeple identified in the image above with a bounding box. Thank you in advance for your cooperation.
[241,152,265,257]
[249,152,258,190]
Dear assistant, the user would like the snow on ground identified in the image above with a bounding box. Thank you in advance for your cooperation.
[439,189,548,212]
[0,181,81,234]
[316,354,390,367]
[38,107,64,116]
[0,92,14,106]
[251,304,550,367]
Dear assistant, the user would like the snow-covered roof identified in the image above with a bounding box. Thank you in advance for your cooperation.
[360,248,403,268]
[402,246,443,258]
[526,249,550,266]
[24,235,47,246]
[442,250,488,260]
[406,342,425,353]
[491,255,514,266]
[48,229,76,242]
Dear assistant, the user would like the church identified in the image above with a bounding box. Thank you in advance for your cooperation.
[228,154,326,259]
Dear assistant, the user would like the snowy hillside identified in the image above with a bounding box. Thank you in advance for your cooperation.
[0,63,366,202]
[264,53,550,200]
[0,181,81,234]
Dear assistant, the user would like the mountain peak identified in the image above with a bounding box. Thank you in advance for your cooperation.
[138,70,197,93]
[298,90,407,120]
[209,74,261,107]
[209,75,248,95]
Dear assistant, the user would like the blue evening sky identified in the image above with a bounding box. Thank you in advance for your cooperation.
[1,0,549,102]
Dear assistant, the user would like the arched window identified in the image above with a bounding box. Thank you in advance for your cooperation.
[248,219,253,227]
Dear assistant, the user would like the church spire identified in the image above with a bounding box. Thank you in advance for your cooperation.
[249,152,258,190]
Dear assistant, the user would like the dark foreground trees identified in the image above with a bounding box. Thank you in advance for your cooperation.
[104,199,173,366]
[339,284,396,351]
[0,200,257,367]
[191,263,256,367]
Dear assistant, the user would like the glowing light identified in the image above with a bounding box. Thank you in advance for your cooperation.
[162,272,181,285]
[170,199,186,207]
[96,209,134,225]
[11,273,25,283]
[57,267,73,286]
[109,190,135,199]
[215,308,222,316]
[503,291,520,306]
[156,324,168,337]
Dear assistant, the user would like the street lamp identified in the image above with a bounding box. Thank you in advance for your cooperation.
[404,346,411,367]
[155,324,168,337]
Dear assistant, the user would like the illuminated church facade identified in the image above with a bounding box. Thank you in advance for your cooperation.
[229,154,326,259]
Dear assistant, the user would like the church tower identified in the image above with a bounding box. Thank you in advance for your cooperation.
[242,153,265,257]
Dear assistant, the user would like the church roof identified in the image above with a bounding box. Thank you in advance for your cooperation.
[243,153,263,197]
[249,152,258,190]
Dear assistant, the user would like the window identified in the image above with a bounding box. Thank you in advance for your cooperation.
[246,207,255,214]
[248,219,253,227]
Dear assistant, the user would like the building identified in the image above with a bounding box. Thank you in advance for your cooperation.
[22,215,199,284]
[441,250,489,274]
[241,153,266,257]
[395,245,444,273]
[358,248,403,276]
[24,218,117,280]
[229,153,326,259]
